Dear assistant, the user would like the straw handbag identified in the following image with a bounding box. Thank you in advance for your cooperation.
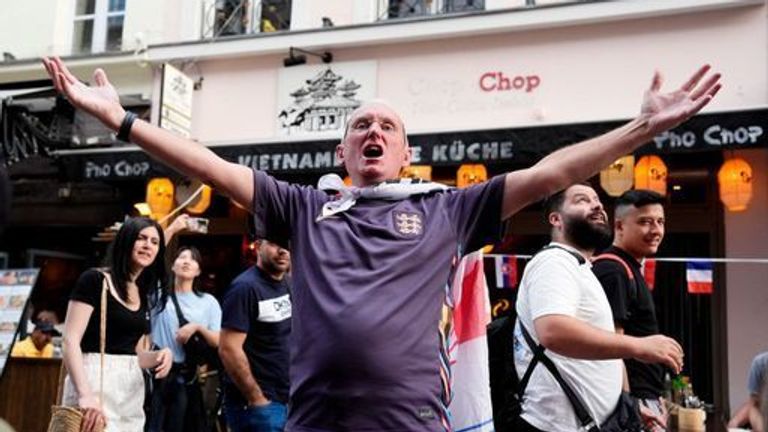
[47,272,108,432]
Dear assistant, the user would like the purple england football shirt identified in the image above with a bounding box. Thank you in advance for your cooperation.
[251,169,505,431]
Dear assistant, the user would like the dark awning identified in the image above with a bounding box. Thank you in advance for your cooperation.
[55,107,768,181]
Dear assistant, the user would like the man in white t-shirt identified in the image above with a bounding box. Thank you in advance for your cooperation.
[514,184,684,432]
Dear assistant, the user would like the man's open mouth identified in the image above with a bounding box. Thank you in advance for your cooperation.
[362,144,384,159]
[588,213,606,223]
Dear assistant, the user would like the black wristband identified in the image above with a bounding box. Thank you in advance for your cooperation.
[117,111,138,142]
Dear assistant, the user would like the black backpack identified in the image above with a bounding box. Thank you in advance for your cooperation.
[487,312,520,432]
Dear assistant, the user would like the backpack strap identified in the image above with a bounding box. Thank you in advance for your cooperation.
[593,252,639,304]
[539,244,586,265]
[592,253,634,280]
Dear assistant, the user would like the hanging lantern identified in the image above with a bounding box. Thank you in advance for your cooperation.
[599,155,635,197]
[634,155,667,196]
[175,180,212,215]
[146,178,174,220]
[401,165,433,181]
[186,185,212,214]
[457,164,488,188]
[718,157,753,212]
[133,203,151,217]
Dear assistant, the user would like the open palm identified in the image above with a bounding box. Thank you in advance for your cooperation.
[641,65,721,135]
[42,56,124,129]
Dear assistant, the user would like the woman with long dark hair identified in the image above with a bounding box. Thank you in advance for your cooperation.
[148,245,221,432]
[62,217,174,432]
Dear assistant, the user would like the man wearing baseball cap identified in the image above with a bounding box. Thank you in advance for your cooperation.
[11,322,60,358]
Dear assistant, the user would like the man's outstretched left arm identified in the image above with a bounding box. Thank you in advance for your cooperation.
[501,65,721,219]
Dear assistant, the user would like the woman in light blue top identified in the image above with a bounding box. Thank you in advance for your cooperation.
[148,245,222,432]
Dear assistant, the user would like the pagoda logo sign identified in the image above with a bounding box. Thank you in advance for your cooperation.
[277,62,377,136]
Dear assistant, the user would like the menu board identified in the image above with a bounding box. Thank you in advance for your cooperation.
[0,269,39,375]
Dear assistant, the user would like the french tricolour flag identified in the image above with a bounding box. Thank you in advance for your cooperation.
[686,261,713,294]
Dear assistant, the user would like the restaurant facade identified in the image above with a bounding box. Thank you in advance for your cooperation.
[1,0,767,423]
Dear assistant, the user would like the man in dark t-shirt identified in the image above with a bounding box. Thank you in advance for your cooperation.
[43,56,721,431]
[593,189,673,432]
[219,240,291,432]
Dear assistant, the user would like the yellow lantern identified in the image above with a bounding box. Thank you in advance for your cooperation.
[401,165,433,181]
[176,180,212,215]
[718,158,753,212]
[146,178,174,220]
[634,155,667,196]
[186,185,212,214]
[457,164,488,188]
[600,155,635,197]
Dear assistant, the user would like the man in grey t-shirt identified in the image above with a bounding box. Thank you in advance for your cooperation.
[729,352,768,432]
[43,56,720,431]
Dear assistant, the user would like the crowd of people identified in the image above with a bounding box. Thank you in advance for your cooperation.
[12,55,739,432]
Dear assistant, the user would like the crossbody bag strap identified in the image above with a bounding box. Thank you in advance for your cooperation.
[99,272,110,408]
[519,321,599,432]
[169,290,189,326]
[54,361,66,405]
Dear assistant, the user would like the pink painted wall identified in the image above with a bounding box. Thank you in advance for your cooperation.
[191,6,765,141]
[191,56,280,143]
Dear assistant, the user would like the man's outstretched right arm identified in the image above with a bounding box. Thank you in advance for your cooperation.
[42,57,253,209]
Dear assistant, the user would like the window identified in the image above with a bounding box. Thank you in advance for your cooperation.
[385,0,484,19]
[73,0,126,54]
[388,0,432,18]
[212,0,291,36]
[259,0,291,33]
[214,0,249,36]
[443,0,484,13]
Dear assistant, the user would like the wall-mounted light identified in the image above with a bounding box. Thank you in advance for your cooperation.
[283,47,333,67]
